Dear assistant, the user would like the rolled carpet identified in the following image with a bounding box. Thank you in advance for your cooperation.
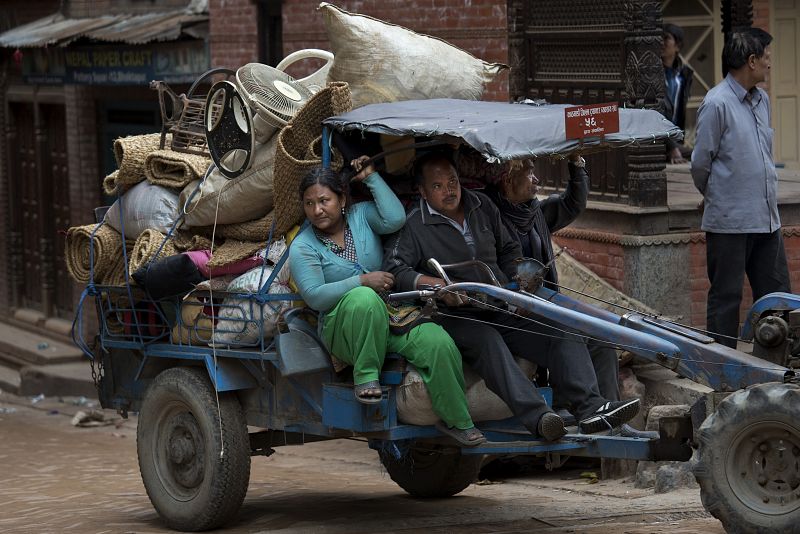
[145,149,212,190]
[65,223,124,284]
[102,170,120,196]
[129,229,178,274]
[114,133,163,187]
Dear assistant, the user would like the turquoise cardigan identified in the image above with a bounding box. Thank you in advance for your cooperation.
[289,172,406,312]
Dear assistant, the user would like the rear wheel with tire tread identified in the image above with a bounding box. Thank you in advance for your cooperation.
[378,442,482,498]
[137,366,251,531]
[693,382,800,533]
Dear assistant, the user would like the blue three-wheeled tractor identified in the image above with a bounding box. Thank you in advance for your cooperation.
[74,99,800,533]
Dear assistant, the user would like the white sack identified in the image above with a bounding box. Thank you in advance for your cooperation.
[396,359,538,426]
[212,240,292,347]
[319,2,507,108]
[104,180,180,240]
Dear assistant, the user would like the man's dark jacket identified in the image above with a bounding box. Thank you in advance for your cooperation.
[383,188,521,290]
[483,163,588,288]
[663,59,694,152]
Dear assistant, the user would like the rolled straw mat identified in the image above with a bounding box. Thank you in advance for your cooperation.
[215,210,276,243]
[129,229,178,274]
[145,149,212,190]
[65,223,124,284]
[273,82,352,236]
[103,170,120,196]
[114,133,163,186]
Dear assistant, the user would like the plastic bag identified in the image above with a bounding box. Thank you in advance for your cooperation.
[104,180,180,239]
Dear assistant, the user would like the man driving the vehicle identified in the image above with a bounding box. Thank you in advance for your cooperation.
[383,151,639,440]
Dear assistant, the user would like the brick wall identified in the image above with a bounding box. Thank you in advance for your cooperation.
[555,228,800,332]
[66,0,190,17]
[553,236,626,292]
[752,0,770,32]
[0,0,60,30]
[64,85,101,324]
[209,0,260,69]
[64,86,100,225]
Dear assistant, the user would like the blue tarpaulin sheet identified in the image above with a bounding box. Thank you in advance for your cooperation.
[323,99,682,162]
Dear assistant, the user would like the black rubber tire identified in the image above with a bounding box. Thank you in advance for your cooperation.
[693,382,800,534]
[137,367,251,531]
[378,443,483,498]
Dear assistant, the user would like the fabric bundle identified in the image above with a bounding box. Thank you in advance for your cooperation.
[145,149,212,190]
[65,223,126,285]
[129,229,178,274]
[205,239,265,270]
[180,135,279,227]
[172,231,214,252]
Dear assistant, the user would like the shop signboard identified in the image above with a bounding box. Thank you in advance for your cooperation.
[22,41,209,85]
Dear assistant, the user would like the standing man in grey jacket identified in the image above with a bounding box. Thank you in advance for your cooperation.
[691,27,790,348]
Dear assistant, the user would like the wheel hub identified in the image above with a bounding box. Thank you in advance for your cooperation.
[729,422,800,514]
[155,409,206,499]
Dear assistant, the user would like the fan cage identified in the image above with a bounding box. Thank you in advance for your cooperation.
[236,64,313,128]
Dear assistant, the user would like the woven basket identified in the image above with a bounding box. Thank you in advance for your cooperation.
[114,133,164,187]
[145,149,212,190]
[65,223,125,284]
[129,229,178,274]
[273,82,352,236]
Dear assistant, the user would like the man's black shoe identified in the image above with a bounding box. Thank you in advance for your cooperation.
[537,412,567,441]
[578,399,640,434]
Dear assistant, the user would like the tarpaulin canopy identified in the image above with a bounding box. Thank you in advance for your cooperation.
[323,99,682,162]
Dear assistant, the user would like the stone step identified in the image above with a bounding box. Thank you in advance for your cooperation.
[632,362,712,409]
[0,322,84,367]
[0,361,21,395]
[19,361,97,398]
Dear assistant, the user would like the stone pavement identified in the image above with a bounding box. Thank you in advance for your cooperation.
[0,392,725,534]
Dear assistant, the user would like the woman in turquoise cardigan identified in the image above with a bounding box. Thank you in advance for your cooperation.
[289,156,484,446]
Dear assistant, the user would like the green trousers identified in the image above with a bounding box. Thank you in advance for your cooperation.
[322,286,473,429]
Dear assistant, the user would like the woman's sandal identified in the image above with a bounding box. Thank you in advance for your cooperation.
[354,380,383,404]
[435,422,487,447]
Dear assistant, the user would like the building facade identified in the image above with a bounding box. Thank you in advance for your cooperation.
[0,0,798,346]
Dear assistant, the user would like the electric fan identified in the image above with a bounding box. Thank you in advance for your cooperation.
[236,63,314,144]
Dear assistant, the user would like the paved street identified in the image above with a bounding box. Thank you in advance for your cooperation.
[0,391,726,534]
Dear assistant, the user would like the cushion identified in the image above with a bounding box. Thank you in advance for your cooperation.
[131,254,204,301]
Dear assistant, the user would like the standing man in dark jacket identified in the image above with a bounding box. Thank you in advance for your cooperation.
[662,23,694,164]
[483,157,619,406]
[383,151,639,441]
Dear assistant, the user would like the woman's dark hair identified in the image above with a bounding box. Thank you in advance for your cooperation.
[298,167,350,205]
[723,27,773,72]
